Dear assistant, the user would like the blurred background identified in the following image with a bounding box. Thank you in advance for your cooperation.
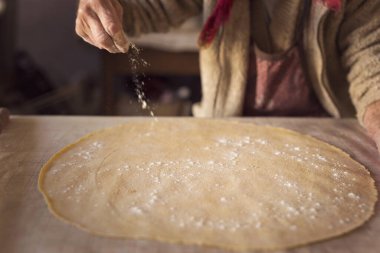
[0,0,202,116]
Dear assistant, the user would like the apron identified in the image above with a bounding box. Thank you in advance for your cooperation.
[244,0,327,116]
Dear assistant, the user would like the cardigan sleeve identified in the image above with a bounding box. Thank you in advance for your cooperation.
[339,0,380,124]
[120,0,203,37]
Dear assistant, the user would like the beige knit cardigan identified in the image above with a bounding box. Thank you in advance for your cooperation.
[122,0,380,124]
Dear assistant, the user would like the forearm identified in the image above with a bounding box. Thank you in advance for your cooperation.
[121,0,202,37]
[75,0,202,53]
[338,1,380,125]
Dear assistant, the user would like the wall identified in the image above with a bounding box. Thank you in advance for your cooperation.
[16,0,101,86]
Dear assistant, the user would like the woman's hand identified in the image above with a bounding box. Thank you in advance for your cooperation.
[364,100,380,152]
[75,0,130,53]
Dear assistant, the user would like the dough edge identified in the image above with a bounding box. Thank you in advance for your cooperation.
[38,119,378,251]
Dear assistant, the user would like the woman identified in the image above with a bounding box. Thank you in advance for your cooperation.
[75,0,380,151]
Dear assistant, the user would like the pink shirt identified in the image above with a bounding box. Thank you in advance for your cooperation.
[244,0,327,116]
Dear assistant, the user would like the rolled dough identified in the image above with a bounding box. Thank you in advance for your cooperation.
[39,119,377,251]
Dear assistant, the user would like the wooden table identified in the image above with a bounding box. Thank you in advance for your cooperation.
[0,116,379,253]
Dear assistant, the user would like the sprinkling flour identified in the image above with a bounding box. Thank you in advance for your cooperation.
[128,43,155,117]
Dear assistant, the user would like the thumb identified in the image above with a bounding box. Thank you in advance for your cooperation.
[114,31,130,53]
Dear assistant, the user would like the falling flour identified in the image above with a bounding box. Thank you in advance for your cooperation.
[128,43,155,117]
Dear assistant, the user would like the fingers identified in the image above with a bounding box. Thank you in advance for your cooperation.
[75,0,129,53]
[84,10,119,53]
[97,0,130,52]
[75,17,98,48]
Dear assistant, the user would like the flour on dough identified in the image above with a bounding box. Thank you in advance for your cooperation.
[39,119,377,251]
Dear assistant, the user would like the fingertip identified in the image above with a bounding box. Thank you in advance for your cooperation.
[115,42,130,53]
[107,45,121,54]
[114,32,130,53]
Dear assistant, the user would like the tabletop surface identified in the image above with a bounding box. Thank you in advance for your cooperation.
[0,116,379,253]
